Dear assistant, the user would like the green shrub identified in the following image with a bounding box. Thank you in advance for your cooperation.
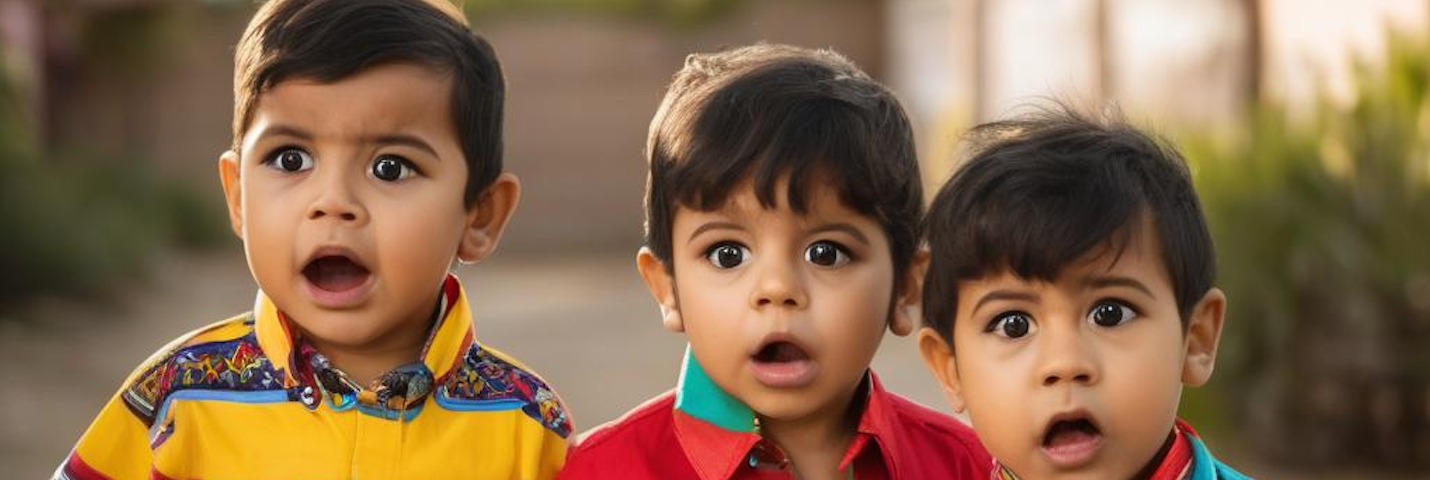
[1187,31,1430,469]
[0,57,228,307]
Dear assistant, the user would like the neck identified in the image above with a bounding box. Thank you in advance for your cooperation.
[757,378,865,480]
[310,335,426,386]
[300,297,438,387]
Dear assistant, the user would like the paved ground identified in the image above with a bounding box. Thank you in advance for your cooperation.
[0,250,1402,479]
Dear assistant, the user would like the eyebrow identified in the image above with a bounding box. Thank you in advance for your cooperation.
[688,221,743,244]
[808,223,870,245]
[972,290,1039,313]
[256,125,441,160]
[367,133,441,160]
[1082,275,1156,299]
[259,124,313,142]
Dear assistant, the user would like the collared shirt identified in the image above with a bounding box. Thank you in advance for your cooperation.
[556,348,992,480]
[991,419,1253,480]
[54,274,572,480]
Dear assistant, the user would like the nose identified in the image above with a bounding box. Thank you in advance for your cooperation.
[1037,324,1099,387]
[748,255,808,310]
[306,169,368,225]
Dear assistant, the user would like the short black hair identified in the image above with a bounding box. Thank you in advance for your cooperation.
[922,104,1216,343]
[233,0,505,205]
[644,43,923,282]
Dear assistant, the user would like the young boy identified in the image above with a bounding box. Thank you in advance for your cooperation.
[53,1,571,479]
[917,107,1251,479]
[556,44,991,480]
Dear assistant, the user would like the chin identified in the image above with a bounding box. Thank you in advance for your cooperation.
[749,402,815,422]
[743,388,828,421]
[1017,461,1124,480]
[295,318,377,347]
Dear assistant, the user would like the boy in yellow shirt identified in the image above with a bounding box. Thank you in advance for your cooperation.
[53,1,571,479]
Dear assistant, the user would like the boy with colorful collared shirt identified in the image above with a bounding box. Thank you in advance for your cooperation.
[557,44,992,480]
[53,1,571,479]
[917,106,1252,480]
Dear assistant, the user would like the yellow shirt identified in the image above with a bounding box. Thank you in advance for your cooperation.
[55,274,571,480]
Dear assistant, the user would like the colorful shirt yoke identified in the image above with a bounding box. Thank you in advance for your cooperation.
[54,274,572,480]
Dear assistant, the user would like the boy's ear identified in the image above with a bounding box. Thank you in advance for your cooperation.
[636,247,683,332]
[917,327,966,413]
[456,173,521,265]
[890,246,930,337]
[1182,287,1227,386]
[218,150,244,238]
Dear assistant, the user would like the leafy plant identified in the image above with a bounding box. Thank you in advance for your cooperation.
[0,55,228,309]
[1187,31,1430,470]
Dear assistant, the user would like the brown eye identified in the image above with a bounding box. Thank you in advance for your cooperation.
[804,241,849,267]
[987,312,1034,339]
[1089,301,1136,327]
[269,148,313,173]
[706,243,748,269]
[372,155,414,181]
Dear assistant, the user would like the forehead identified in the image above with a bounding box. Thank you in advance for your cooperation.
[246,63,456,145]
[963,215,1173,294]
[674,175,880,232]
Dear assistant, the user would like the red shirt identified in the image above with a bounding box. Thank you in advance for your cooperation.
[557,371,991,480]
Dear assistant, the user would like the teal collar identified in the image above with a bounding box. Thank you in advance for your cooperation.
[1187,433,1253,480]
[674,345,756,433]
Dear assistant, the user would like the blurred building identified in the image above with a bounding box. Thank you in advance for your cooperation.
[0,0,889,254]
[887,0,1428,178]
[1,0,1426,251]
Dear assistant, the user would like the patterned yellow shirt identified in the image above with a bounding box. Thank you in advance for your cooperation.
[54,274,571,480]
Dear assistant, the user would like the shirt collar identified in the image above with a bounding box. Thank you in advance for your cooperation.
[254,273,474,390]
[850,371,904,475]
[671,346,901,480]
[675,345,756,432]
[1148,419,1197,480]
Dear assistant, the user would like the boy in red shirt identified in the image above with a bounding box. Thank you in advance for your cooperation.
[557,43,991,480]
[917,107,1251,479]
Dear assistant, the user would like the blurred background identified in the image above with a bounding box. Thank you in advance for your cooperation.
[2,0,1428,477]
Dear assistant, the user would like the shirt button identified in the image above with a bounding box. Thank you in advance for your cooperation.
[300,386,318,409]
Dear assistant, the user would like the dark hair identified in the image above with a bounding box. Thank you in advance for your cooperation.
[644,43,924,282]
[233,0,504,205]
[922,104,1216,342]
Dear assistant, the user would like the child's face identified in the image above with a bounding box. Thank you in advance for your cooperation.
[920,218,1224,480]
[218,62,517,354]
[638,175,924,423]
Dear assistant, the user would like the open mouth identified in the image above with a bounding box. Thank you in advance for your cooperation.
[1044,418,1100,448]
[753,341,810,364]
[302,254,370,293]
[1040,413,1103,467]
[748,337,818,388]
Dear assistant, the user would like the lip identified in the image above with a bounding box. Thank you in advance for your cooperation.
[1039,408,1103,468]
[747,332,819,389]
[300,245,375,309]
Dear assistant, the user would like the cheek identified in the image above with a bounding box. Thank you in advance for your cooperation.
[965,396,1032,467]
[813,273,890,365]
[674,271,750,378]
[955,332,1029,399]
[374,192,467,266]
[1101,326,1186,431]
[240,189,299,280]
[683,315,749,391]
[953,339,1037,455]
[239,170,307,238]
